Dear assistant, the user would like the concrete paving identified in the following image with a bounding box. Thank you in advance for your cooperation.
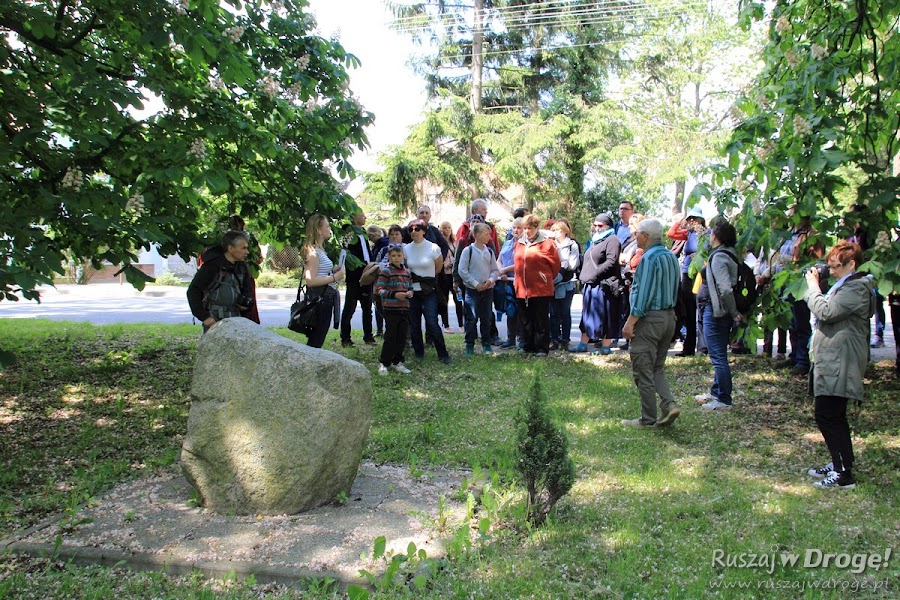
[1,462,468,589]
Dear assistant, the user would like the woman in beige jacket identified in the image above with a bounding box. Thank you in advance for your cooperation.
[803,242,876,490]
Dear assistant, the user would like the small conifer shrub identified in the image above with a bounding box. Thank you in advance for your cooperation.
[514,369,575,524]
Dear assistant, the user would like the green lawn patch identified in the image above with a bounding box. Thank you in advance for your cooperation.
[1,320,897,598]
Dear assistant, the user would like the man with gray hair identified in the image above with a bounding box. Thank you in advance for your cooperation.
[621,218,681,428]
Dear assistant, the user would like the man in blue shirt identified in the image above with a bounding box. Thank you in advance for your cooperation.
[622,219,681,428]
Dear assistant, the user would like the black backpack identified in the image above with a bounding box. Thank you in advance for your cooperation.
[717,250,758,314]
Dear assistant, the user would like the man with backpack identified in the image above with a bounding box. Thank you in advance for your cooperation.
[187,230,254,333]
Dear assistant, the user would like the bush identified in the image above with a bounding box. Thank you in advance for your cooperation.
[255,270,300,289]
[150,272,185,286]
[515,369,576,525]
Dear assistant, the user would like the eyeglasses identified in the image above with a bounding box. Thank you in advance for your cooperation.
[410,226,426,232]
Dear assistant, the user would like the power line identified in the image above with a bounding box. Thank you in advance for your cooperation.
[388,0,713,32]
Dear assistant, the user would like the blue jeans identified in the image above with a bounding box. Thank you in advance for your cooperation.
[703,303,733,405]
[549,289,575,343]
[409,291,449,359]
[464,287,493,345]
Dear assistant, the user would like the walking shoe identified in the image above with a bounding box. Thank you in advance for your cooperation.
[390,363,412,374]
[464,345,475,356]
[619,340,630,350]
[807,462,834,479]
[440,355,452,365]
[341,340,355,348]
[790,365,810,376]
[621,418,654,428]
[656,408,680,427]
[694,393,716,404]
[870,335,884,348]
[774,358,796,369]
[673,351,695,357]
[548,341,559,351]
[574,342,590,353]
[482,344,493,355]
[812,470,856,490]
[500,340,516,349]
[701,400,733,411]
[774,353,786,362]
[534,351,549,357]
[377,364,389,376]
[363,337,378,346]
[491,336,503,346]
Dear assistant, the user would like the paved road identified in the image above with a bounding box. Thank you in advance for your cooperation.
[0,284,894,361]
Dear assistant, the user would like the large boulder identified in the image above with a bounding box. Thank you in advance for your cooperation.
[181,318,371,515]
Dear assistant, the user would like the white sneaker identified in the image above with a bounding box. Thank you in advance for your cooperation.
[701,400,732,411]
[694,393,716,404]
[807,462,834,478]
[390,363,412,374]
[377,364,389,376]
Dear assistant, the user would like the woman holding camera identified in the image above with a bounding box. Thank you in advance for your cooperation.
[803,241,875,490]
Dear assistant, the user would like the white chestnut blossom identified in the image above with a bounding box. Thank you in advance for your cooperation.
[784,49,800,69]
[793,115,812,136]
[209,76,225,91]
[189,138,206,160]
[126,190,145,215]
[874,231,891,253]
[294,55,310,72]
[224,26,245,43]
[304,97,317,112]
[61,166,83,191]
[259,75,279,100]
[775,15,790,35]
[175,0,189,16]
[755,140,776,162]
[810,44,829,60]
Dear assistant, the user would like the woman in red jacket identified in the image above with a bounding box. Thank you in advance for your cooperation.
[513,214,561,356]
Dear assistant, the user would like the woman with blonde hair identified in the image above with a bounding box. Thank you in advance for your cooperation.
[301,214,345,348]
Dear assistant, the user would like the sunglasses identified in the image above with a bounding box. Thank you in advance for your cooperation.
[410,226,426,232]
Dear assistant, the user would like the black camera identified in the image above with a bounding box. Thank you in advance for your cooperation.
[802,263,831,293]
[239,295,254,309]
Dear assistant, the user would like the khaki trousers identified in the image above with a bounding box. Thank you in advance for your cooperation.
[630,309,677,425]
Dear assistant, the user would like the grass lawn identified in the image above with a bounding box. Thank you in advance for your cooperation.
[0,319,897,598]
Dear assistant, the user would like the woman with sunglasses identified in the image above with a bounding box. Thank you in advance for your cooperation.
[405,219,451,364]
[803,241,875,490]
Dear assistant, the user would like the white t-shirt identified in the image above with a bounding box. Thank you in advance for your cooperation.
[404,240,441,290]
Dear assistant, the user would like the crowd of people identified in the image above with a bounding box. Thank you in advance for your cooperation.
[188,202,896,490]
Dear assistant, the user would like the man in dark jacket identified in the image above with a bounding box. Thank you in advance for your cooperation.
[340,211,376,347]
[187,230,253,332]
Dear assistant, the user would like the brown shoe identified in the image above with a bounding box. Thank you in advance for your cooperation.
[656,408,681,427]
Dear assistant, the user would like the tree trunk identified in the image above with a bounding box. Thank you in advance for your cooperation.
[470,0,483,114]
[674,179,686,213]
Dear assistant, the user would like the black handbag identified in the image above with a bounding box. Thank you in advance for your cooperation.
[288,286,322,335]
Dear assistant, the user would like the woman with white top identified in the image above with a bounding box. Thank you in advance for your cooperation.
[405,219,451,364]
[301,214,345,348]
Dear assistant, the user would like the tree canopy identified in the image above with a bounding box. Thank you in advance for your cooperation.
[696,0,899,297]
[0,0,372,300]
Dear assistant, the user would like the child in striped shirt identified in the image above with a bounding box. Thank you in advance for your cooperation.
[375,245,414,375]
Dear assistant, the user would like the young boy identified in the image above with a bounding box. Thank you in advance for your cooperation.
[375,244,414,375]
[458,222,500,355]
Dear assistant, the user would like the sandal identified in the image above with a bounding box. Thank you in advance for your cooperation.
[599,345,612,355]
